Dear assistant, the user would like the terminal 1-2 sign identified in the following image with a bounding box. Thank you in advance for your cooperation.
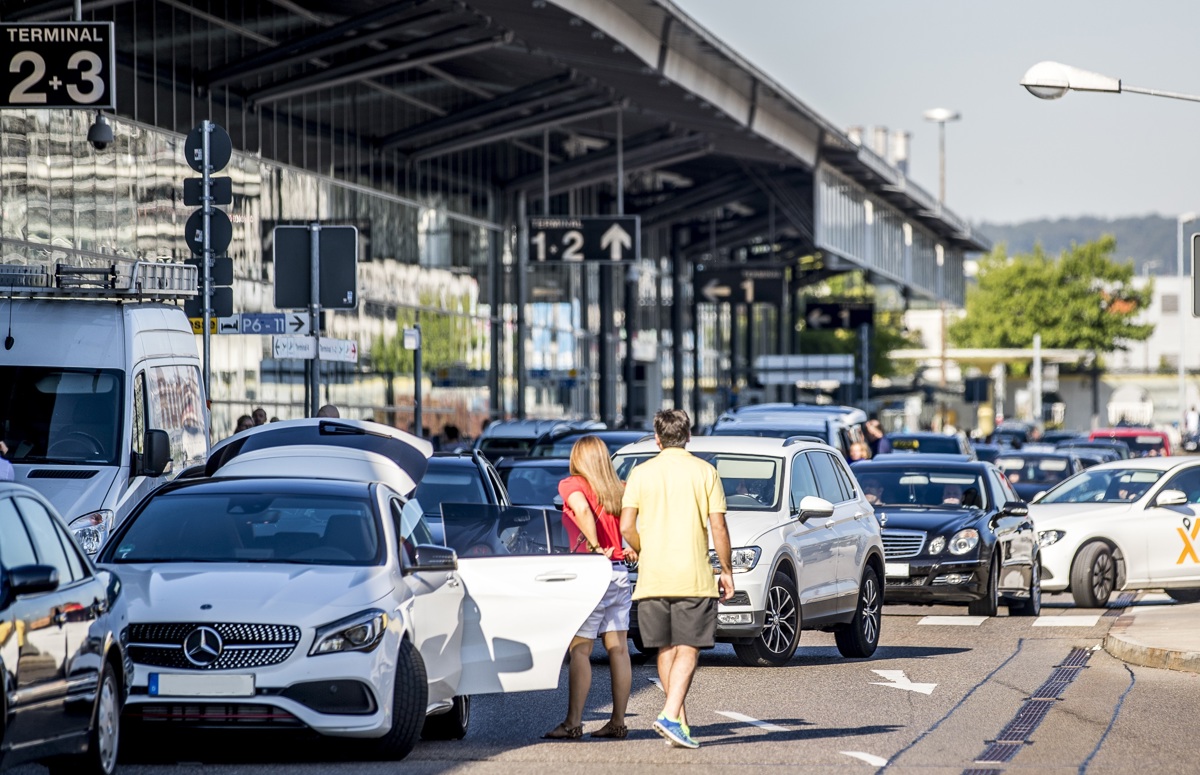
[528,216,639,262]
[1,23,116,109]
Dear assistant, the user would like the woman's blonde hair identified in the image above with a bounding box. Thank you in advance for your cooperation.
[569,435,625,516]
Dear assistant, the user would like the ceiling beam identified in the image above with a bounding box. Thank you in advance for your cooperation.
[506,132,710,192]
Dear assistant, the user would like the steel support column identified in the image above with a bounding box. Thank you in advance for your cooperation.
[516,191,528,419]
[672,226,687,411]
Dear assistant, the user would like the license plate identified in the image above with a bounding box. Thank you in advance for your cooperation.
[149,673,255,697]
[885,562,910,578]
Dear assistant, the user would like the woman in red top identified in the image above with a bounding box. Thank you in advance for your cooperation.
[543,435,631,741]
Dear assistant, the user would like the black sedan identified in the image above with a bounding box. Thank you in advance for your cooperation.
[879,432,976,458]
[992,451,1085,502]
[1,484,126,775]
[852,456,1040,616]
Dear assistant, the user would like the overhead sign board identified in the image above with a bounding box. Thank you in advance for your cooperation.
[188,316,239,335]
[1,23,116,109]
[272,335,358,363]
[273,225,359,310]
[754,354,856,386]
[803,301,874,330]
[694,265,786,306]
[528,216,639,262]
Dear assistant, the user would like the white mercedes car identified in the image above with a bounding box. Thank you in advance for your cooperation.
[1030,456,1200,607]
[613,436,885,666]
[96,442,610,759]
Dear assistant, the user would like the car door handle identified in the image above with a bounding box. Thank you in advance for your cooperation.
[854,512,865,519]
[445,573,460,588]
[823,518,837,529]
[535,572,578,582]
[91,598,107,616]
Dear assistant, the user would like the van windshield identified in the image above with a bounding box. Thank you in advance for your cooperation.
[0,367,123,465]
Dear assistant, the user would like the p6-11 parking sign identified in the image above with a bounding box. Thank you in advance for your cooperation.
[1,23,116,109]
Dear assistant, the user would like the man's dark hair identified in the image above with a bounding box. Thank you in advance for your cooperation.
[444,424,461,441]
[654,409,691,448]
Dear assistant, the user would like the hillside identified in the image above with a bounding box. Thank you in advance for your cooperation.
[976,215,1176,275]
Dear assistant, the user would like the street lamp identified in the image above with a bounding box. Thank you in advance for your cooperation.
[1021,60,1200,429]
[923,108,961,204]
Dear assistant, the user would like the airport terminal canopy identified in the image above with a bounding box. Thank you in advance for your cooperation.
[7,0,984,304]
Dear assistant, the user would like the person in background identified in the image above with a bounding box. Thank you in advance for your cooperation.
[0,441,13,481]
[442,424,469,453]
[252,407,268,426]
[620,409,733,750]
[235,415,254,433]
[316,404,340,418]
[865,416,884,457]
[543,435,631,741]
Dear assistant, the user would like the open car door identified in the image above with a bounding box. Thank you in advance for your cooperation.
[441,505,610,695]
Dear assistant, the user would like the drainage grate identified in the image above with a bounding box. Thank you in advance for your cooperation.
[968,648,1094,767]
[1103,592,1136,616]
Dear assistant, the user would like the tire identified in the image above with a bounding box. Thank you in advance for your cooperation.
[48,660,120,775]
[968,554,1000,617]
[835,565,881,659]
[421,695,470,741]
[1008,559,1042,616]
[367,639,428,760]
[1166,588,1200,604]
[733,571,800,667]
[1071,542,1116,608]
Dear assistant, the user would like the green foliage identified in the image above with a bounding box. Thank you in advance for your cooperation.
[371,293,480,374]
[949,236,1154,353]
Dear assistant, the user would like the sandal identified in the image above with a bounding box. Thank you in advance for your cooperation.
[590,721,628,739]
[542,722,583,740]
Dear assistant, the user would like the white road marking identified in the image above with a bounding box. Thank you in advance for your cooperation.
[870,669,937,695]
[918,615,988,626]
[1033,615,1101,627]
[841,751,889,767]
[715,710,788,732]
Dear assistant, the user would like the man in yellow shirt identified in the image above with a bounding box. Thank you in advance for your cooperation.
[620,409,733,749]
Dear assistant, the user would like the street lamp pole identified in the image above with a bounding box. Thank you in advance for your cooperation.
[1021,61,1200,431]
[923,108,961,205]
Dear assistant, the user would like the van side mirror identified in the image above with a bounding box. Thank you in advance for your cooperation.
[795,495,834,522]
[141,429,171,477]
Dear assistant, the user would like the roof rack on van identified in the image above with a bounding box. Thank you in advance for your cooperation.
[0,260,197,300]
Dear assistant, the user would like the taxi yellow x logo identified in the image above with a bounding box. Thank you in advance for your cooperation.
[1176,522,1200,565]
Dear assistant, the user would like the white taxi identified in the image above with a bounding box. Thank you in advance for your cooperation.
[1030,457,1200,606]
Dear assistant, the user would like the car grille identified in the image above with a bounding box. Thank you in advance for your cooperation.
[129,703,302,727]
[128,622,302,671]
[882,529,926,560]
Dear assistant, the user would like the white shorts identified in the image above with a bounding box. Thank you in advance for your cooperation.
[576,566,632,639]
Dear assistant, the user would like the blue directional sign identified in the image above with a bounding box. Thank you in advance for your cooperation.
[239,312,310,335]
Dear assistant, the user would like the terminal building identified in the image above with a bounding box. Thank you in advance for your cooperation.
[0,0,986,437]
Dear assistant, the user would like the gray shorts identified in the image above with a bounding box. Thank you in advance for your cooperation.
[637,597,717,649]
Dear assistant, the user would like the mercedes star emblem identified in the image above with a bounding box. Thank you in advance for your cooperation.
[183,625,224,667]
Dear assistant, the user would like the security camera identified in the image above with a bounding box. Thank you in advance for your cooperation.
[87,114,113,151]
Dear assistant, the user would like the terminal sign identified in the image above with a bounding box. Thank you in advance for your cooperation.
[1,23,116,109]
[528,216,639,262]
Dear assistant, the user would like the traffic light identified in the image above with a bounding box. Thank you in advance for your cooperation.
[182,121,234,319]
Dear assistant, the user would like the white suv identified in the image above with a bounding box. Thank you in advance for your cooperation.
[613,436,885,666]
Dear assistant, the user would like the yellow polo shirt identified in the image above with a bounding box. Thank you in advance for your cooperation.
[623,447,726,599]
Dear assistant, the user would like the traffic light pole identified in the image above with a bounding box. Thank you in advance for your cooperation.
[201,120,213,400]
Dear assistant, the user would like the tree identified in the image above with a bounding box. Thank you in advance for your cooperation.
[371,292,482,376]
[949,236,1153,354]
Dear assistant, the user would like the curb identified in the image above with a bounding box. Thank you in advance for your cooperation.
[1103,631,1200,673]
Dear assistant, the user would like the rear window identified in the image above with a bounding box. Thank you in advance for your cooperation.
[884,436,960,455]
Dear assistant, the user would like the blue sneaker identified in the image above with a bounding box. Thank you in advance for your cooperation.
[653,714,699,749]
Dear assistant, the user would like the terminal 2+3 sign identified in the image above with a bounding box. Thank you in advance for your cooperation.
[528,216,639,262]
[1,23,116,109]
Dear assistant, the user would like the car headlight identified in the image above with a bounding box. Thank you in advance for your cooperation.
[310,610,389,656]
[709,547,761,573]
[68,510,113,556]
[948,528,980,555]
[1038,530,1066,548]
[928,536,946,555]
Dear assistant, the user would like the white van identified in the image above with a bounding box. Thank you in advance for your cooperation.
[0,261,207,555]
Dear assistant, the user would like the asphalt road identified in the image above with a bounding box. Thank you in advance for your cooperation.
[14,593,1199,774]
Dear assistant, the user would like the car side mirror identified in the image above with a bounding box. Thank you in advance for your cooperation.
[1155,489,1188,508]
[552,495,564,508]
[408,544,458,574]
[796,495,834,522]
[6,564,60,597]
[140,429,171,477]
[1001,500,1030,517]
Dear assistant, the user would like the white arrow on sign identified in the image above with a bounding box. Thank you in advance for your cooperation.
[870,670,936,695]
[806,308,832,329]
[600,223,633,260]
[701,278,732,303]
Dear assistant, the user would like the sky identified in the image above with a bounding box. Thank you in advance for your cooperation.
[672,0,1200,225]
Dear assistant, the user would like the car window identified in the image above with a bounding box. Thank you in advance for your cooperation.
[1037,468,1163,504]
[392,498,434,565]
[440,503,560,556]
[853,469,988,508]
[808,452,847,503]
[1163,467,1200,503]
[0,497,37,568]
[991,469,1019,504]
[19,495,77,583]
[413,465,489,515]
[500,464,567,506]
[790,454,819,509]
[832,457,858,499]
[16,497,89,582]
[613,452,782,512]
